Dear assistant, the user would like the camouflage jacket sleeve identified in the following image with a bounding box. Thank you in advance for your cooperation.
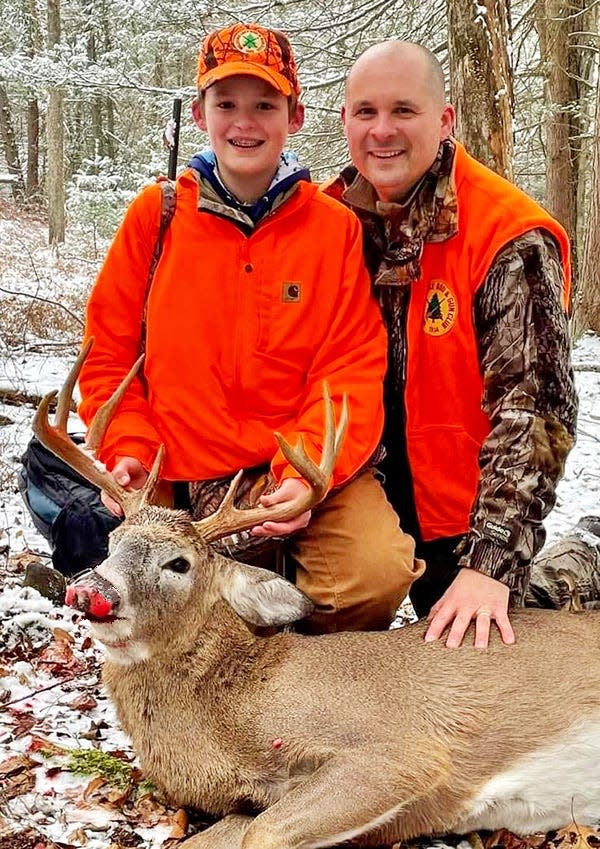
[457,229,578,603]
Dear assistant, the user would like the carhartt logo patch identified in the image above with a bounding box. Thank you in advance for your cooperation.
[423,280,457,336]
[282,282,301,303]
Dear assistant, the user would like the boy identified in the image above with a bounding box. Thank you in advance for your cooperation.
[78,23,423,632]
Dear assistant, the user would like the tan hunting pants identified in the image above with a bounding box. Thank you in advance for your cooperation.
[289,469,424,634]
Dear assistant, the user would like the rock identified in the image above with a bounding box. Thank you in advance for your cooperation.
[22,561,67,605]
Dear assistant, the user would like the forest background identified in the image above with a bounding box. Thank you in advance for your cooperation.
[1,2,600,845]
[0,0,599,338]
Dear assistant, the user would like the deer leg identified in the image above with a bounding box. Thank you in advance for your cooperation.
[240,745,454,849]
[180,814,254,848]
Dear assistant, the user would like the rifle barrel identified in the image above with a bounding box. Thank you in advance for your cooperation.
[168,97,183,181]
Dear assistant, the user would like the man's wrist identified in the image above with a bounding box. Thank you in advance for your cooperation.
[459,537,530,603]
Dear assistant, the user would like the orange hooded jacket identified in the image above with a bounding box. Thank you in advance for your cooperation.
[78,170,387,486]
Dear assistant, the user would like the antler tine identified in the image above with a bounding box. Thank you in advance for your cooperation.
[86,354,145,452]
[32,342,162,519]
[193,384,348,543]
[133,445,166,513]
[333,392,349,459]
[55,337,93,430]
[274,384,349,491]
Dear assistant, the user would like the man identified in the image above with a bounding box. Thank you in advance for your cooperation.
[75,25,422,634]
[324,40,578,647]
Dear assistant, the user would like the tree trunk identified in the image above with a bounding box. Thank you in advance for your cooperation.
[86,26,106,159]
[535,0,584,293]
[24,0,42,199]
[448,0,514,180]
[27,98,40,199]
[0,82,25,200]
[574,75,600,334]
[47,0,65,245]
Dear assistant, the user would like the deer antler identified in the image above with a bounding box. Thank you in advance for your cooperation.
[193,383,349,542]
[32,338,163,518]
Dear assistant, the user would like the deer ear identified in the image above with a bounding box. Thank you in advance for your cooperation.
[221,562,314,626]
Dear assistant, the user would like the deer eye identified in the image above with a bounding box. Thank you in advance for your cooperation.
[164,557,191,574]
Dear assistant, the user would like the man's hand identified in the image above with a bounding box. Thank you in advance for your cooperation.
[250,478,312,538]
[424,568,515,649]
[101,456,149,517]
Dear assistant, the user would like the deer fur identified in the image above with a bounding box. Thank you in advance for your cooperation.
[67,506,600,849]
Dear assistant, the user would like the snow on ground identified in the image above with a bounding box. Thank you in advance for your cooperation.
[545,332,600,542]
[1,202,599,848]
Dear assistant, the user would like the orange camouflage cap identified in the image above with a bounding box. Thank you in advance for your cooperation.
[196,23,301,98]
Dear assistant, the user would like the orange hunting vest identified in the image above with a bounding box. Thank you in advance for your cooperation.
[405,142,571,541]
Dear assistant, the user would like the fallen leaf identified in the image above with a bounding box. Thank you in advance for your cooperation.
[37,639,82,675]
[124,793,166,827]
[83,775,108,801]
[8,707,37,737]
[108,826,144,846]
[0,765,36,800]
[543,825,600,849]
[0,827,64,849]
[67,826,90,844]
[0,754,37,778]
[104,785,134,807]
[28,735,67,755]
[0,753,38,803]
[169,807,188,838]
[53,627,75,644]
[469,834,486,849]
[8,551,44,570]
[68,694,97,711]
[485,830,543,849]
[107,749,134,763]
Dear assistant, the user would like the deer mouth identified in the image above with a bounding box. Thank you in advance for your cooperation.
[85,612,120,624]
[101,637,131,650]
[88,617,137,653]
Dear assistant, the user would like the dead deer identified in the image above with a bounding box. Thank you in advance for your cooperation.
[34,342,600,849]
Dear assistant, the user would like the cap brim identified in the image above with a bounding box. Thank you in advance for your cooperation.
[197,61,295,97]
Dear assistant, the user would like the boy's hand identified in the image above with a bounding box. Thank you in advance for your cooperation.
[424,568,515,649]
[101,457,148,517]
[250,478,311,537]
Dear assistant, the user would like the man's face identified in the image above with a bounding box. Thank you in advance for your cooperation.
[196,75,304,201]
[342,49,454,203]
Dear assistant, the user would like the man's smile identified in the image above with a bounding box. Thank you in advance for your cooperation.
[369,149,405,159]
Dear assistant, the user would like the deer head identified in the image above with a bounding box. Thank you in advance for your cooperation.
[34,340,346,661]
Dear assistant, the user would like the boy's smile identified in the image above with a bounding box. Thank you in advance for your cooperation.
[196,76,304,203]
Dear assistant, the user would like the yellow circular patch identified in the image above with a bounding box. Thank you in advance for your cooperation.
[423,280,458,336]
[233,29,267,54]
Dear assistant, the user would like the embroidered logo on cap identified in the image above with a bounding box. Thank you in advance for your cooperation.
[233,29,266,53]
[423,280,457,336]
[282,282,301,303]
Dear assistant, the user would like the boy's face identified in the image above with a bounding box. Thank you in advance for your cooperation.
[196,76,304,201]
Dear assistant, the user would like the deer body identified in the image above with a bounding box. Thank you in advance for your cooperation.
[71,509,600,849]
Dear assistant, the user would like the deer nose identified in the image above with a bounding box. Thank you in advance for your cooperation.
[65,573,121,620]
